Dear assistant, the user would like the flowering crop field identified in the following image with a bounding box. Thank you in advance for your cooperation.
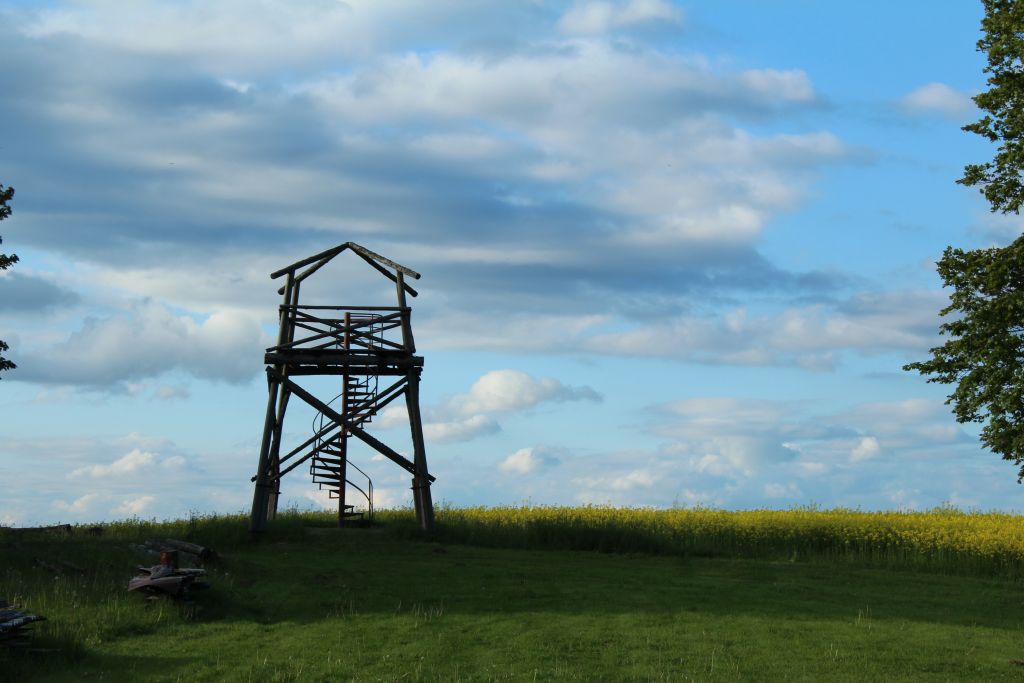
[378,505,1024,577]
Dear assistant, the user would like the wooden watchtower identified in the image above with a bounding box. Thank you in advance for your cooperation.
[249,242,435,533]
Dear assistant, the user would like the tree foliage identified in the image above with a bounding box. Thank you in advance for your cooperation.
[904,238,1024,478]
[958,0,1024,212]
[0,183,17,377]
[906,1,1024,478]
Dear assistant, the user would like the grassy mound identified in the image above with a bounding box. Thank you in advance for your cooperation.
[2,509,1023,681]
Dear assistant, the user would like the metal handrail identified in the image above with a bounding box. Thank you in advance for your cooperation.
[345,465,374,522]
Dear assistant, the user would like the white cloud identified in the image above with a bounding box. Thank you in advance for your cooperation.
[498,446,561,475]
[160,455,187,469]
[583,290,945,367]
[303,483,406,512]
[3,2,849,387]
[382,370,603,444]
[572,467,659,503]
[299,41,831,248]
[53,493,102,514]
[899,82,974,119]
[3,433,252,525]
[115,495,156,516]
[850,436,881,463]
[68,449,157,479]
[450,369,601,415]
[375,404,409,430]
[23,1,375,74]
[611,469,656,490]
[558,0,682,36]
[659,397,791,434]
[423,415,501,444]
[20,1,546,77]
[15,300,266,387]
[687,436,798,479]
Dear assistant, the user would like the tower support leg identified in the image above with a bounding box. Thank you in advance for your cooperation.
[250,373,281,534]
[266,386,291,520]
[405,371,434,531]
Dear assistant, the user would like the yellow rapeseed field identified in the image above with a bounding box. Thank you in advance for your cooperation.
[401,505,1024,576]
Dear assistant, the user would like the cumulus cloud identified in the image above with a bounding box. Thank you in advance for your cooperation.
[474,394,985,510]
[850,436,881,463]
[3,432,250,525]
[423,415,501,444]
[374,403,504,443]
[499,446,561,475]
[899,82,974,119]
[582,289,946,368]
[53,493,102,515]
[115,495,156,516]
[576,468,656,491]
[3,2,988,521]
[20,1,521,75]
[1,3,855,380]
[645,395,975,497]
[68,449,157,479]
[449,369,602,415]
[410,370,602,444]
[12,300,266,387]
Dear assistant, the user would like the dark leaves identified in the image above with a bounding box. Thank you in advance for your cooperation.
[1,183,16,377]
[904,235,1024,479]
[957,0,1024,214]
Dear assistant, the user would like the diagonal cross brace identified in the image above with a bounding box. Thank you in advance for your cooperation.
[255,374,411,483]
[271,371,435,482]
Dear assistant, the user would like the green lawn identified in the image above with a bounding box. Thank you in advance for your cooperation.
[3,518,1024,681]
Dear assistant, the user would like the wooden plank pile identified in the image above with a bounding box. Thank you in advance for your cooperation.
[0,599,45,648]
[127,539,214,600]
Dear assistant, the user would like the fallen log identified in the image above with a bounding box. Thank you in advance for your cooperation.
[161,538,215,561]
[143,538,215,561]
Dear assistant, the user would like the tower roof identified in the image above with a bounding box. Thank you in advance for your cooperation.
[270,242,420,297]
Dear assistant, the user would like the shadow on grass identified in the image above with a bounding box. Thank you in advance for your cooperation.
[205,526,1024,633]
[3,649,197,682]
[6,518,1022,647]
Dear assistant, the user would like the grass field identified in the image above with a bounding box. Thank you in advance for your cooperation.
[3,507,1024,681]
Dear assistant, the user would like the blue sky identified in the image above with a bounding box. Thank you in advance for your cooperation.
[2,0,1022,525]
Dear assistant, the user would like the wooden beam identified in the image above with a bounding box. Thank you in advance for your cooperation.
[264,349,422,365]
[275,374,434,481]
[276,254,335,295]
[270,243,350,280]
[267,313,405,353]
[250,373,282,533]
[352,248,419,297]
[281,305,405,311]
[348,243,421,279]
[257,375,409,482]
[347,425,433,480]
[284,366,412,377]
